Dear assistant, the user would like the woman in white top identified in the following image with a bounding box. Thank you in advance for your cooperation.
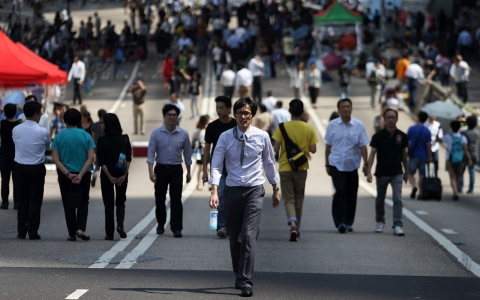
[288,62,306,99]
[305,62,321,108]
[192,115,209,191]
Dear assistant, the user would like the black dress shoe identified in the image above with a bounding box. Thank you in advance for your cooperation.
[173,231,182,238]
[17,234,26,239]
[241,287,253,297]
[29,234,41,240]
[67,236,76,241]
[76,231,90,241]
[0,203,8,209]
[156,227,164,235]
[117,227,127,239]
[104,236,114,241]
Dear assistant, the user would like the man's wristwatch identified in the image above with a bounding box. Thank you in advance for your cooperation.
[273,187,280,192]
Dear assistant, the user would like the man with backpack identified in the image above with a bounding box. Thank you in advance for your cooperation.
[440,120,473,201]
[272,99,318,241]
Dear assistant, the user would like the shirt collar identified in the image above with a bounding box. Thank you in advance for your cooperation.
[236,126,252,139]
[336,117,352,126]
[160,125,180,133]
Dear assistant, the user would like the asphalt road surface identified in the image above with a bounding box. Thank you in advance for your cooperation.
[0,6,479,300]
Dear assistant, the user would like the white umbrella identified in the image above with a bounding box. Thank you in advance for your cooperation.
[421,100,464,120]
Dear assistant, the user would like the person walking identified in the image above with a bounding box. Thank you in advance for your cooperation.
[367,108,409,236]
[180,69,202,119]
[18,95,49,130]
[440,121,473,201]
[192,115,209,191]
[272,99,318,241]
[52,109,96,241]
[405,59,424,110]
[324,98,369,233]
[127,78,147,135]
[97,113,132,240]
[113,45,127,80]
[424,115,443,175]
[13,101,51,240]
[248,55,264,103]
[253,104,273,136]
[68,56,86,105]
[338,59,351,99]
[459,116,479,194]
[147,104,192,238]
[270,101,291,138]
[202,96,237,238]
[306,63,321,109]
[450,55,471,103]
[209,97,280,297]
[91,109,107,187]
[262,91,277,113]
[235,62,253,98]
[0,104,21,210]
[220,64,235,100]
[407,111,433,200]
[288,62,306,99]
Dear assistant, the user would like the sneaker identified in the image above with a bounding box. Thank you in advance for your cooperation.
[346,225,353,232]
[217,227,227,238]
[410,187,417,199]
[467,190,474,194]
[337,223,346,234]
[289,227,298,241]
[375,222,384,233]
[393,226,405,236]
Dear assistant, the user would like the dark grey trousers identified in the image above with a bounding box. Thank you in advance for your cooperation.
[224,185,265,289]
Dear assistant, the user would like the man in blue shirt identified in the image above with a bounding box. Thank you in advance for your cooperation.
[407,111,432,199]
[209,98,280,297]
[147,104,192,238]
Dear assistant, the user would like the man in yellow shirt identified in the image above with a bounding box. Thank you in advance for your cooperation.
[395,54,410,81]
[272,99,318,241]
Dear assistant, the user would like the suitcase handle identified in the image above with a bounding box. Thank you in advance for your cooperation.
[424,162,437,178]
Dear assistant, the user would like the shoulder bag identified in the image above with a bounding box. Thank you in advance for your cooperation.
[279,123,308,172]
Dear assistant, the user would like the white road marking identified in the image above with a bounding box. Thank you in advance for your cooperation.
[416,210,429,215]
[441,229,458,235]
[209,63,217,118]
[108,61,140,114]
[115,175,197,269]
[200,58,211,116]
[321,119,329,125]
[305,99,480,278]
[65,289,88,299]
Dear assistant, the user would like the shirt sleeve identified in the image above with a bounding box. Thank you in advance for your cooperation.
[262,133,279,185]
[44,129,52,149]
[402,133,409,148]
[125,135,132,162]
[324,123,332,145]
[204,125,213,144]
[370,133,379,148]
[87,133,96,149]
[51,134,59,150]
[209,133,226,186]
[309,126,319,145]
[183,131,192,166]
[358,123,370,147]
[146,130,157,165]
[271,127,282,142]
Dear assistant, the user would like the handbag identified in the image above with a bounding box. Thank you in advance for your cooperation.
[67,183,82,209]
[115,135,128,175]
[279,123,308,172]
[191,139,202,161]
[408,127,424,158]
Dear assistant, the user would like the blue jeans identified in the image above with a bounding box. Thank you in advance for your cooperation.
[84,76,92,94]
[217,169,227,229]
[458,162,475,192]
[113,60,125,79]
[375,175,403,227]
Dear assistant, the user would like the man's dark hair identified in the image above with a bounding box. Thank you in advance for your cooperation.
[98,109,107,119]
[337,98,352,108]
[215,96,232,108]
[289,99,304,117]
[276,101,283,108]
[383,108,398,118]
[63,108,82,126]
[162,104,180,116]
[24,95,37,102]
[4,103,17,118]
[450,120,461,133]
[418,111,429,123]
[233,98,257,117]
[266,90,273,97]
[259,104,267,113]
[466,115,478,129]
[237,62,245,69]
[23,101,42,118]
[103,113,123,135]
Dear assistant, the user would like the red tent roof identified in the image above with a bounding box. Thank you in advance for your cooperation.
[0,30,67,87]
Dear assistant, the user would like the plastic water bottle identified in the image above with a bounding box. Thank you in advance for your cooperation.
[209,209,218,230]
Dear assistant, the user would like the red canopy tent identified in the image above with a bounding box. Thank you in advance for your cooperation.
[0,30,67,88]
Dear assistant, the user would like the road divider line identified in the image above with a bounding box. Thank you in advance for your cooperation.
[200,57,211,116]
[441,229,458,235]
[416,210,429,215]
[115,173,197,269]
[65,289,88,299]
[108,61,141,114]
[305,100,480,278]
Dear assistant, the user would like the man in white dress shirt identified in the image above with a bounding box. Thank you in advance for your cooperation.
[18,95,49,131]
[325,98,369,233]
[235,62,253,98]
[13,101,51,240]
[221,64,236,100]
[405,59,424,110]
[68,56,86,105]
[248,55,264,103]
[450,55,471,103]
[209,98,280,297]
[262,91,277,113]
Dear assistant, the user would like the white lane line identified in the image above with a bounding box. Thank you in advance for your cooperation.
[441,229,459,235]
[305,100,480,278]
[200,58,211,116]
[108,61,141,114]
[115,169,197,269]
[208,63,217,118]
[416,210,429,215]
[89,208,156,268]
[65,289,88,299]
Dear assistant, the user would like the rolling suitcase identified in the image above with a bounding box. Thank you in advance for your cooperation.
[421,163,442,201]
